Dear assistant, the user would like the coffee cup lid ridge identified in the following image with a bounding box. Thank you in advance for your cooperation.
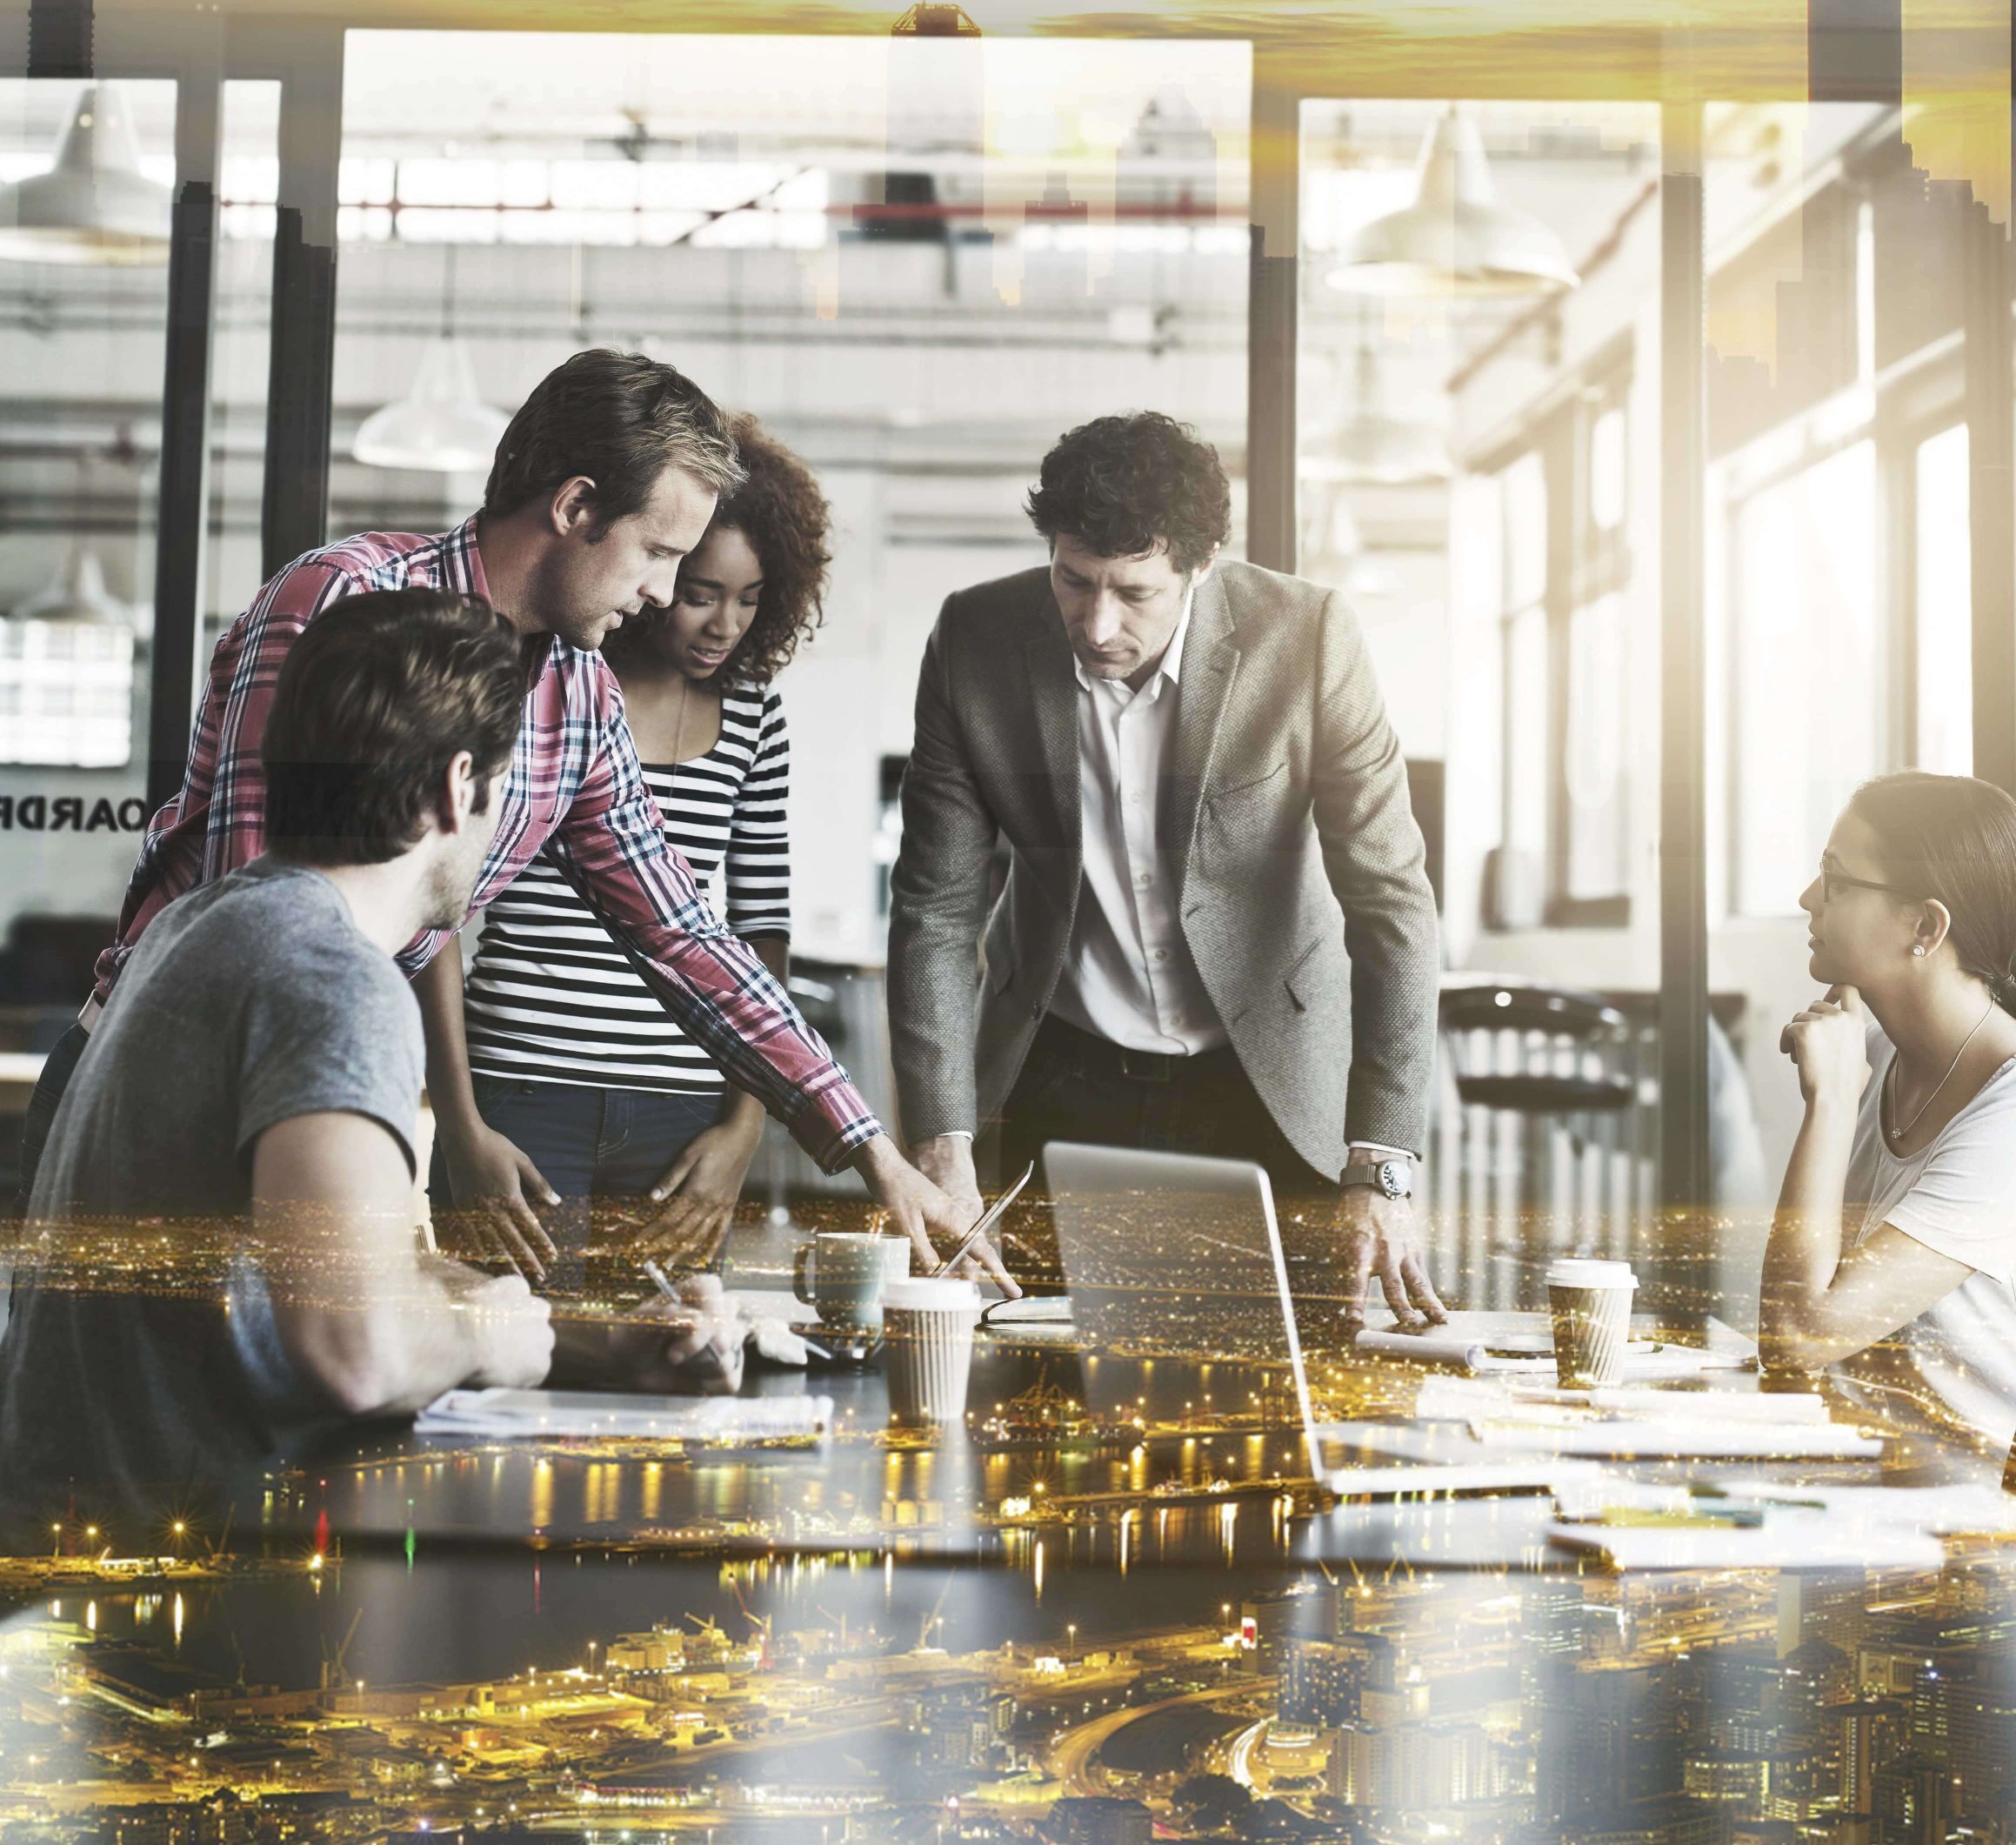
[1545,1257,1637,1288]
[884,1276,983,1312]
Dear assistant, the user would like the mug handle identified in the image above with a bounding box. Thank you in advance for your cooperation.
[792,1242,816,1308]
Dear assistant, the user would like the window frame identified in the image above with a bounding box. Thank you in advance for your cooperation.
[1712,335,1969,919]
[1481,346,1637,933]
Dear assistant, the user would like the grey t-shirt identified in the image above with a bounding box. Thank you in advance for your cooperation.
[0,859,424,1534]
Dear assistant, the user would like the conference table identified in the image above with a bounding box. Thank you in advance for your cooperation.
[287,1274,2011,1571]
[10,1244,2016,1844]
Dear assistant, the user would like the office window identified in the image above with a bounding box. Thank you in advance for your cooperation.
[1487,367,1634,929]
[1494,456,1550,926]
[0,623,135,768]
[1727,439,1879,917]
[1914,423,1971,775]
[1564,592,1628,900]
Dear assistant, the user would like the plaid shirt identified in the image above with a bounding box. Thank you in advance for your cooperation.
[96,517,883,1173]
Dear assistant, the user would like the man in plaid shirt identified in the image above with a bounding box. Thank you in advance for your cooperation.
[17,350,1010,1293]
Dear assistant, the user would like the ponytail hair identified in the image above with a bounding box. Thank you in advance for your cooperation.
[1848,772,2016,1015]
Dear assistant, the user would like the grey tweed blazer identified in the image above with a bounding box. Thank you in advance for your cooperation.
[885,559,1439,1180]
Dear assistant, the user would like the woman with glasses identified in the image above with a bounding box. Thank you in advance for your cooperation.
[1763,771,2016,1445]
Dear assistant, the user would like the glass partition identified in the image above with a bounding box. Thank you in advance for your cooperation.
[0,78,175,1100]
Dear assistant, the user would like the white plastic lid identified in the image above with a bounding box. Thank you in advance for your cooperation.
[883,1276,983,1312]
[1545,1258,1638,1289]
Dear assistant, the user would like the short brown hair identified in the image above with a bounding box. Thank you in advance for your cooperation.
[264,589,525,867]
[483,349,744,530]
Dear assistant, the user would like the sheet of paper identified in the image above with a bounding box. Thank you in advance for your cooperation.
[1473,1418,1881,1461]
[1414,1377,1832,1424]
[1352,1310,1753,1379]
[1548,1513,1945,1572]
[1325,1458,1605,1498]
[417,1387,832,1441]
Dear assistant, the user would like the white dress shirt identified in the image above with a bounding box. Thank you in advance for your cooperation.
[1048,598,1227,1055]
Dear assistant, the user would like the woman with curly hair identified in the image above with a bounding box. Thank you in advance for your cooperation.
[431,413,830,1287]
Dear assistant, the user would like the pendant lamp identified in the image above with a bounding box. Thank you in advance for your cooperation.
[354,248,509,473]
[1302,340,1452,486]
[1326,109,1578,299]
[353,336,510,473]
[0,83,170,266]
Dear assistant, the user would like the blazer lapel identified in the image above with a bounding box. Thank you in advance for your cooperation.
[1021,592,1083,868]
[1163,572,1240,863]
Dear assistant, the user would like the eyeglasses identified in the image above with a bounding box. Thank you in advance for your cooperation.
[1820,865,1915,906]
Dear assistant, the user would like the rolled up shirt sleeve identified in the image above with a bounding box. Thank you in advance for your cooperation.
[544,695,881,1173]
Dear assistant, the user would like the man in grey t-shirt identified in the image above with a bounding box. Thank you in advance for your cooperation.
[0,590,738,1544]
[2,858,448,1517]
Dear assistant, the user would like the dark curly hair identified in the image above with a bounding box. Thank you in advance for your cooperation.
[706,414,831,686]
[1025,411,1232,575]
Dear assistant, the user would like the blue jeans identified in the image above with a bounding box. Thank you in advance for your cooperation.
[427,1075,731,1295]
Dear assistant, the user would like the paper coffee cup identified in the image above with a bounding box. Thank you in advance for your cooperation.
[882,1276,982,1430]
[1545,1258,1637,1388]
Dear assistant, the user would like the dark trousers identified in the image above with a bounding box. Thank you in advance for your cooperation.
[10,1020,90,1221]
[990,1013,1337,1287]
[426,1074,730,1294]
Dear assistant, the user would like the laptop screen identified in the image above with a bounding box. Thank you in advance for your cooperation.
[1042,1141,1315,1436]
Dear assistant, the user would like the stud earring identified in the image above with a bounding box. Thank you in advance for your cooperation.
[1912,945,1927,957]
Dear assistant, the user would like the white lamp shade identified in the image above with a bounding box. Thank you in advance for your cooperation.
[353,338,511,473]
[16,548,133,626]
[1303,343,1452,485]
[0,83,171,267]
[1326,111,1579,298]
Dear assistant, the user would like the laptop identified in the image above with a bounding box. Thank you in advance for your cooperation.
[1042,1141,1578,1496]
[1041,1141,1318,1439]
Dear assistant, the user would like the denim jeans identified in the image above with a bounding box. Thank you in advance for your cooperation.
[427,1075,731,1295]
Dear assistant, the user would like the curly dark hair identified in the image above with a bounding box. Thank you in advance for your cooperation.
[1025,411,1232,575]
[706,414,831,686]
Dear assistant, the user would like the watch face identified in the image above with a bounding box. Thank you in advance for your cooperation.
[1378,1160,1407,1199]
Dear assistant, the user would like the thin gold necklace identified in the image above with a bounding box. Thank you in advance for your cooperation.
[1886,998,1995,1143]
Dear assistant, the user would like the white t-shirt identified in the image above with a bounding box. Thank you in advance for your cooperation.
[1840,1022,2016,1447]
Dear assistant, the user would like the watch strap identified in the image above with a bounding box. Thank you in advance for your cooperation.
[1341,1158,1412,1199]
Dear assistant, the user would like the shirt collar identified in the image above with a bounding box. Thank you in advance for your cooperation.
[1071,585,1195,699]
[452,512,492,602]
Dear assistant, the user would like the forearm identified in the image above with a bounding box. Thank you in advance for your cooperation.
[885,918,985,1140]
[1338,903,1439,1151]
[416,942,482,1137]
[1759,1100,1858,1364]
[273,1247,498,1418]
[717,936,791,1137]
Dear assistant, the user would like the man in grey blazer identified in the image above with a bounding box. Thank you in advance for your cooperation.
[887,412,1446,1330]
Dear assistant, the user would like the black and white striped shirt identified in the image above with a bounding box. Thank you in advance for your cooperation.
[463,685,791,1093]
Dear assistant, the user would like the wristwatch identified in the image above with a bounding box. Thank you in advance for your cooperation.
[1341,1156,1413,1200]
